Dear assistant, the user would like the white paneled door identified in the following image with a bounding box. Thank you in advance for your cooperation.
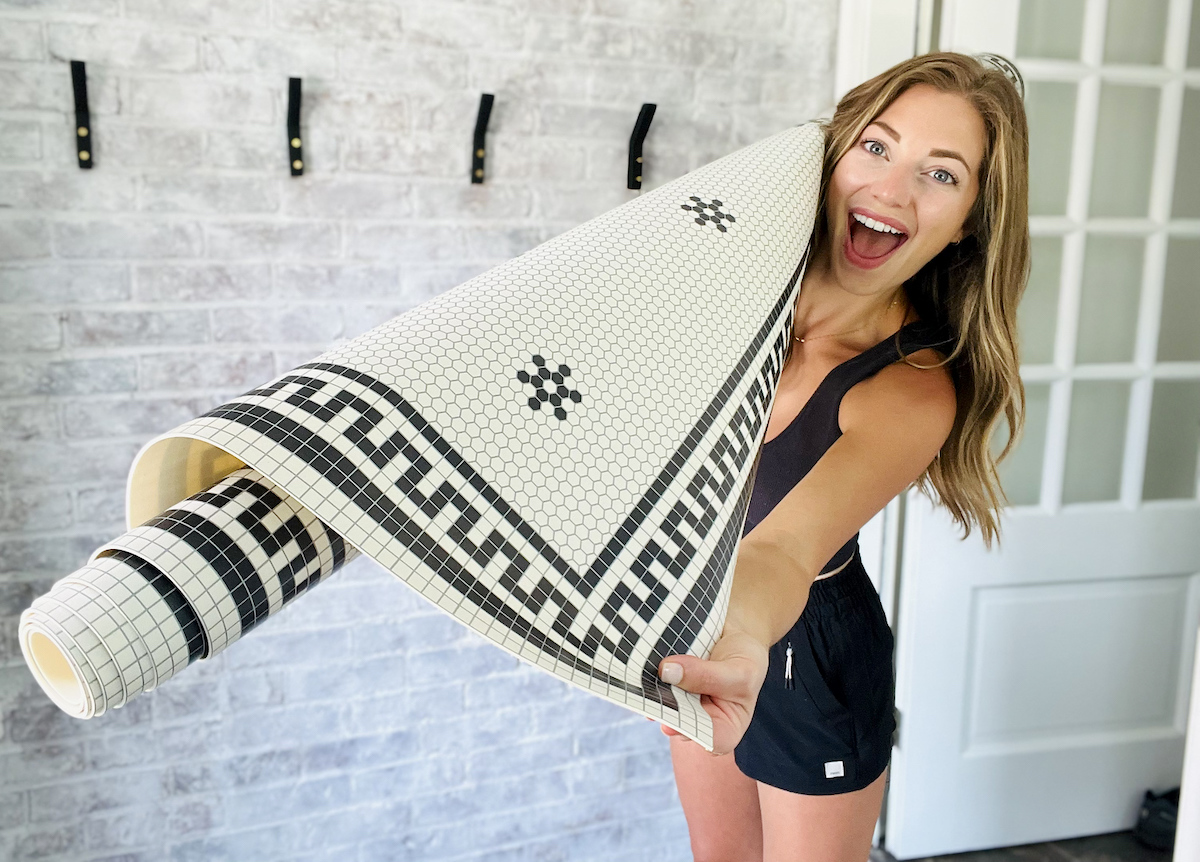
[884,0,1200,856]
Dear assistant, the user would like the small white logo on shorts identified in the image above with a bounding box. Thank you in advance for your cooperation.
[825,760,845,778]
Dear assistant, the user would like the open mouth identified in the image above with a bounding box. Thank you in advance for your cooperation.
[844,211,908,270]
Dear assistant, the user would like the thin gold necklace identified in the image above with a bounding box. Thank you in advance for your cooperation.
[794,296,900,345]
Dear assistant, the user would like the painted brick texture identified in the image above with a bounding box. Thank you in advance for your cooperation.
[0,1,837,859]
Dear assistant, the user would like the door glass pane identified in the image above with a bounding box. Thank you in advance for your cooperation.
[1104,0,1169,65]
[1143,380,1200,500]
[1171,89,1200,218]
[993,382,1051,506]
[1159,239,1200,361]
[1090,84,1159,217]
[1063,380,1130,503]
[1077,236,1143,363]
[1020,237,1061,364]
[1017,0,1085,60]
[1190,3,1200,68]
[1027,82,1077,216]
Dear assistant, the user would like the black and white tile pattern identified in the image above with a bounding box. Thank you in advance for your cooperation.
[20,468,353,717]
[682,196,737,232]
[22,123,824,745]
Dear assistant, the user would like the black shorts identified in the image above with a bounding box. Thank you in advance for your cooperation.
[733,556,896,795]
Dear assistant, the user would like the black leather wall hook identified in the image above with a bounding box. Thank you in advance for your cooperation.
[70,60,92,169]
[627,103,656,189]
[471,93,495,184]
[288,77,303,176]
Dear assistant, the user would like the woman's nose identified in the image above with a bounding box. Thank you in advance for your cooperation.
[871,165,913,209]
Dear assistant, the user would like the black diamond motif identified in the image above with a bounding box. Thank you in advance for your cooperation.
[517,353,583,421]
[682,197,736,234]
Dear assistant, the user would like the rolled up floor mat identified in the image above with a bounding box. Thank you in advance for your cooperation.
[20,467,355,718]
[20,122,824,749]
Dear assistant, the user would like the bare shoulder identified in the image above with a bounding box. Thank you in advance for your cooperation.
[839,346,957,446]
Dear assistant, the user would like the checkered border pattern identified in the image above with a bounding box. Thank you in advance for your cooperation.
[193,265,798,720]
[97,468,353,657]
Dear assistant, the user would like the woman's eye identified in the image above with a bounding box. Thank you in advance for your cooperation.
[931,168,958,185]
[863,139,886,156]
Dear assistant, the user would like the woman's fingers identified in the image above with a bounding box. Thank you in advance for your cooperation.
[658,653,748,700]
[655,631,771,755]
[658,632,769,700]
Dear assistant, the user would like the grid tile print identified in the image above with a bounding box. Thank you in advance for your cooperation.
[20,123,824,745]
[19,468,354,717]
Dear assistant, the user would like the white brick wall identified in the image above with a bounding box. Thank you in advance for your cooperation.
[0,1,838,859]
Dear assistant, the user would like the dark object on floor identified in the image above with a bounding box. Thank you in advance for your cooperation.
[877,829,1170,860]
[1134,787,1180,851]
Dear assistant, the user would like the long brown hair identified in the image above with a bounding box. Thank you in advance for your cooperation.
[805,52,1030,546]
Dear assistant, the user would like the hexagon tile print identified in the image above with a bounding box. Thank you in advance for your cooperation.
[518,354,582,420]
[19,123,825,751]
[682,196,737,232]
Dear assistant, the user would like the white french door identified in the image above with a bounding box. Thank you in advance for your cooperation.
[884,0,1200,856]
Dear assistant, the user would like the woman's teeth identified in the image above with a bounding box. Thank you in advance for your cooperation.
[851,212,904,235]
[845,210,908,266]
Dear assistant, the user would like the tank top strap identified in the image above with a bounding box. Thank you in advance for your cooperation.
[830,318,951,385]
[806,318,954,432]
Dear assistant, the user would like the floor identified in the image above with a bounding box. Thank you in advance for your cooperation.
[871,831,1172,862]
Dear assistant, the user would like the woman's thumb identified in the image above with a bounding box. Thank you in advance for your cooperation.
[658,654,731,694]
[658,657,685,686]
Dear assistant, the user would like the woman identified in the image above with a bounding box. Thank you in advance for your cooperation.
[658,52,1030,861]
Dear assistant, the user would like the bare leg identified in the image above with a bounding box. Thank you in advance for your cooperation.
[669,734,764,862]
[757,766,888,862]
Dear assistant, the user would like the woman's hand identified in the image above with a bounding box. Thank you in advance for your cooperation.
[656,628,770,756]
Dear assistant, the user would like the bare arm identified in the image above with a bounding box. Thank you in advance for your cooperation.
[660,352,957,754]
[725,355,957,649]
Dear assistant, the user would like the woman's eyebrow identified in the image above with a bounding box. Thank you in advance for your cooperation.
[870,121,971,171]
[872,120,902,141]
[929,148,970,170]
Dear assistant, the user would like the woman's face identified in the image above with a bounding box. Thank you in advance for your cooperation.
[824,83,986,295]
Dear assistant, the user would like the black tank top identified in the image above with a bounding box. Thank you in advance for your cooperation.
[741,318,954,574]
